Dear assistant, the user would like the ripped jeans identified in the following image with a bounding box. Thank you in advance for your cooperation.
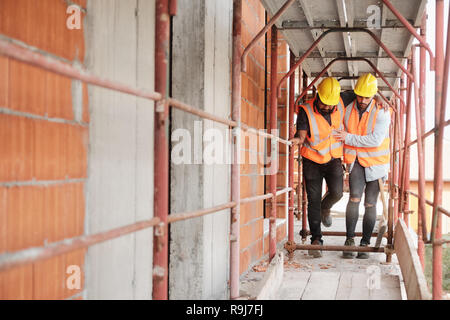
[345,160,380,245]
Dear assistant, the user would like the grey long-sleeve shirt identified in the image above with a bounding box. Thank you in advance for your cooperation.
[344,103,391,182]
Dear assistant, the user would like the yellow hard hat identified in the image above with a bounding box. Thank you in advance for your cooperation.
[354,73,378,98]
[317,77,341,106]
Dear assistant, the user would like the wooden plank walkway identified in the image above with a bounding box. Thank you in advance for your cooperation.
[275,217,403,300]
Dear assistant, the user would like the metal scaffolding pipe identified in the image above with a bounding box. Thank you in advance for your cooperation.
[398,75,405,220]
[400,58,413,225]
[241,0,296,72]
[276,187,293,197]
[300,72,308,241]
[242,125,292,145]
[288,51,296,242]
[152,0,170,300]
[240,193,274,204]
[301,231,387,238]
[378,91,396,109]
[417,11,427,265]
[169,0,177,16]
[294,65,304,228]
[387,117,394,264]
[396,118,450,152]
[407,190,450,218]
[168,202,237,224]
[168,98,238,127]
[391,110,400,250]
[431,0,447,300]
[396,95,405,224]
[294,57,406,110]
[413,44,429,249]
[230,0,242,300]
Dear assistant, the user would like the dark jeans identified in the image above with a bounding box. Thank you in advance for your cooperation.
[345,160,380,244]
[303,158,344,244]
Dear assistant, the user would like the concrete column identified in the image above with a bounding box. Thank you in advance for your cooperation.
[170,0,232,300]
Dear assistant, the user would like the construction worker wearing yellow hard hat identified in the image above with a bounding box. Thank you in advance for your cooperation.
[290,77,346,258]
[333,73,391,259]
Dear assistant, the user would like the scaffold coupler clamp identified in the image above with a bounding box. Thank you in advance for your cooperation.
[284,240,297,257]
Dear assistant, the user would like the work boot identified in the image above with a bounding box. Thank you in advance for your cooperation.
[357,240,370,259]
[342,238,356,259]
[321,208,332,227]
[308,239,323,258]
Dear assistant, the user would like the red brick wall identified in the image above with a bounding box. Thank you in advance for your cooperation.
[0,0,88,299]
[265,25,288,258]
[239,0,288,275]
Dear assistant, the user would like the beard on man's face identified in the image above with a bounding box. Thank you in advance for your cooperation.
[357,100,370,109]
[320,107,333,114]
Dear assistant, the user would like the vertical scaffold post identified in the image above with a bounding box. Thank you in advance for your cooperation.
[269,25,279,261]
[300,72,308,242]
[387,109,395,264]
[431,0,446,301]
[401,59,413,227]
[393,110,400,226]
[417,9,428,269]
[288,51,295,242]
[412,26,427,270]
[230,0,242,300]
[153,0,171,300]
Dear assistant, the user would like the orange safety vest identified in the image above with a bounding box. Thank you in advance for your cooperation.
[343,100,390,167]
[300,98,345,164]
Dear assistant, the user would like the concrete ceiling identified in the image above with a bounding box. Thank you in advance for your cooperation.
[260,0,427,100]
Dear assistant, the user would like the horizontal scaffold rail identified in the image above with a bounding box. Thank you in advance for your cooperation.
[0,36,291,146]
[0,187,293,273]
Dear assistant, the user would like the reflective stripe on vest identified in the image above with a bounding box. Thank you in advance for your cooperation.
[300,98,344,164]
[343,100,390,167]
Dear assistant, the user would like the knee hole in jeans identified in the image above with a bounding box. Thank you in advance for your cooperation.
[350,197,361,203]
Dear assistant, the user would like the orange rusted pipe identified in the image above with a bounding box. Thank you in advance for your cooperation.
[153,0,171,300]
[269,24,278,262]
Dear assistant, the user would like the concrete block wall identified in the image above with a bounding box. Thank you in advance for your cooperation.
[0,0,88,299]
[169,0,232,300]
[84,0,155,300]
